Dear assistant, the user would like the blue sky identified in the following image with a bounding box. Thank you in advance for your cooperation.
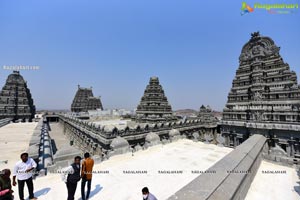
[0,0,299,111]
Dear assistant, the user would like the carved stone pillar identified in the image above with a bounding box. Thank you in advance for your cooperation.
[225,134,229,146]
[233,136,237,147]
[294,142,300,154]
[286,146,291,157]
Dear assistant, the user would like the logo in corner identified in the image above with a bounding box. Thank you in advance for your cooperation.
[241,2,254,15]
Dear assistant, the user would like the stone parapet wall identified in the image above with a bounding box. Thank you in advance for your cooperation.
[27,119,49,165]
[59,114,217,140]
[167,134,267,200]
[0,118,12,128]
[220,121,300,164]
[220,120,300,131]
[57,114,218,153]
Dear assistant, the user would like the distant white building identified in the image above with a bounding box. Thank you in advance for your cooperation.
[88,109,133,117]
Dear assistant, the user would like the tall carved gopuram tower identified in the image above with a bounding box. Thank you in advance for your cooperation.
[221,32,300,150]
[0,71,36,121]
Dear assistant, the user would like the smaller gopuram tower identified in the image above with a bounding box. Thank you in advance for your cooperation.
[198,105,218,124]
[71,85,103,112]
[135,76,175,122]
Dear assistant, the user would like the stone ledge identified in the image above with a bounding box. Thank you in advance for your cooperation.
[167,134,267,200]
[0,118,12,128]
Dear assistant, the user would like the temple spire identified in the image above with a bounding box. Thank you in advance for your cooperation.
[223,32,300,123]
[135,76,175,122]
[0,71,36,121]
[71,86,103,112]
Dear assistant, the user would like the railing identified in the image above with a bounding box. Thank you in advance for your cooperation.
[0,118,12,128]
[56,114,218,147]
[220,120,300,131]
[168,135,267,200]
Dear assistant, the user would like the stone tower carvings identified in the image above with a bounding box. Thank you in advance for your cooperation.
[135,76,175,122]
[223,31,300,123]
[71,85,103,112]
[198,105,218,124]
[0,71,36,121]
[221,32,300,151]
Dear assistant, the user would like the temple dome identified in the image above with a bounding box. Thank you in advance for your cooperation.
[169,129,180,137]
[145,132,160,142]
[145,132,161,146]
[110,136,129,150]
[239,32,280,62]
[6,71,26,84]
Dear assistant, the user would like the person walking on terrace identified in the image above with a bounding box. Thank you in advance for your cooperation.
[81,152,94,200]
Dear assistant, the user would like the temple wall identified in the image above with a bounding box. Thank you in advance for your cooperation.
[167,134,267,200]
[220,122,300,165]
[27,118,54,175]
[55,114,218,154]
[27,119,44,162]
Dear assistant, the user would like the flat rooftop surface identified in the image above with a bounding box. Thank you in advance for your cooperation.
[0,122,38,170]
[91,119,132,129]
[246,160,300,200]
[15,139,232,200]
[91,119,130,125]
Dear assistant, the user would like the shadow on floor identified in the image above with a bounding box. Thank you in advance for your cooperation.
[295,181,300,196]
[26,187,51,200]
[295,168,300,197]
[78,184,103,200]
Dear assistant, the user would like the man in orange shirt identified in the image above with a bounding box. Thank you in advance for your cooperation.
[81,152,94,200]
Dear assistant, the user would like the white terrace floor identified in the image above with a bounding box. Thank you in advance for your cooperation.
[1,123,299,200]
[11,139,232,200]
[0,122,38,170]
[246,160,300,200]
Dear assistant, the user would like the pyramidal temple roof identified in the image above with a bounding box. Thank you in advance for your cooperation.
[223,32,300,123]
[71,85,103,113]
[0,71,36,121]
[135,76,176,122]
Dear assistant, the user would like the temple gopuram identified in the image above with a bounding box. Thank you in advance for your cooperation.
[71,85,103,112]
[49,77,219,159]
[198,105,218,124]
[0,71,36,121]
[220,32,300,158]
[135,76,176,122]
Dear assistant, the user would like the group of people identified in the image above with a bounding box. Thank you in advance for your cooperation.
[0,152,94,200]
[61,152,94,200]
[61,153,158,200]
[0,152,158,200]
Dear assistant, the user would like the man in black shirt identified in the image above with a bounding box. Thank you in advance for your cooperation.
[62,156,81,200]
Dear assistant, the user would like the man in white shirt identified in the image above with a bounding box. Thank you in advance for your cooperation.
[12,153,37,200]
